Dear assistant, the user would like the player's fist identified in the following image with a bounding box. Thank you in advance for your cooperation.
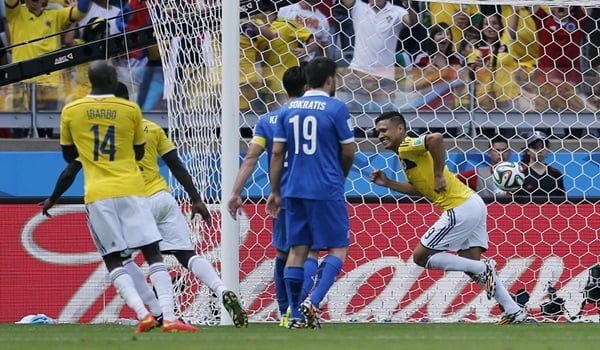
[227,194,243,219]
[370,169,389,187]
[266,193,281,218]
[434,175,447,193]
[191,200,212,227]
[39,198,56,217]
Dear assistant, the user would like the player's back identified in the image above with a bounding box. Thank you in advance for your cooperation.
[60,95,146,203]
[275,91,354,200]
[139,119,175,197]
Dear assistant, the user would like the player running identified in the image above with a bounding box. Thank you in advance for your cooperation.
[370,111,526,324]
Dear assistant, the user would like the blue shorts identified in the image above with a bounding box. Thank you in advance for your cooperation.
[285,198,349,250]
[272,208,288,252]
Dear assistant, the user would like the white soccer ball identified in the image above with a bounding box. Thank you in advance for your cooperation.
[493,161,525,192]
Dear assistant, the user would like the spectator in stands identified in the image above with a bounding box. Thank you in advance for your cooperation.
[458,136,513,198]
[504,6,538,83]
[64,17,107,103]
[532,6,588,113]
[121,0,165,111]
[467,13,519,111]
[412,23,467,111]
[5,0,91,138]
[277,0,331,64]
[341,0,414,80]
[514,131,566,199]
[337,0,414,111]
[429,2,482,45]
[76,0,121,37]
[238,15,275,112]
[256,9,316,109]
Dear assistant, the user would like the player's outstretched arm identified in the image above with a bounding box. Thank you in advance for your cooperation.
[228,143,264,219]
[40,161,82,217]
[370,169,421,196]
[425,133,447,193]
[162,150,212,226]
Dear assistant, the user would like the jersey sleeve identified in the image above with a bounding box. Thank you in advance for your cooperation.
[401,135,428,153]
[59,108,73,146]
[133,107,145,146]
[273,110,287,143]
[157,128,176,156]
[251,118,268,149]
[334,103,355,144]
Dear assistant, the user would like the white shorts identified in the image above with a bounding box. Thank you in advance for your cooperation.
[420,194,489,252]
[148,191,194,252]
[86,196,162,256]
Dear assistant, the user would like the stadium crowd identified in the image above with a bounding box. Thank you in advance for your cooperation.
[0,0,599,139]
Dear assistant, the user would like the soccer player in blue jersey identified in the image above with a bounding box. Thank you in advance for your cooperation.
[267,57,356,328]
[370,111,526,324]
[228,66,319,327]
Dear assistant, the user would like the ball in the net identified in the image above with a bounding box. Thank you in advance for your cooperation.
[493,161,525,192]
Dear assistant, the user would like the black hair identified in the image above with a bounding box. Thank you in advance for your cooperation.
[304,57,337,89]
[282,65,306,98]
[375,111,407,129]
[115,82,129,100]
[426,23,453,56]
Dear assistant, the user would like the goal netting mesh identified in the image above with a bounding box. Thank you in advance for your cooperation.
[146,0,600,324]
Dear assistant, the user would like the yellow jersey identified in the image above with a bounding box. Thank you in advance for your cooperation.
[467,45,519,107]
[139,119,176,197]
[429,3,481,45]
[264,19,312,72]
[5,2,84,85]
[499,6,538,71]
[60,95,146,203]
[398,136,473,211]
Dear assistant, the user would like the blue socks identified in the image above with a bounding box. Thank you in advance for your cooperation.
[284,266,304,319]
[309,255,343,307]
[274,255,288,315]
[301,256,318,302]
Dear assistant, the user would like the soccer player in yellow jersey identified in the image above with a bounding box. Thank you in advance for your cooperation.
[58,61,197,333]
[370,111,526,324]
[44,81,248,328]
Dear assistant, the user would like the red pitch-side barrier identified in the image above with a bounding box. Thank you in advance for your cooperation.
[1,202,599,323]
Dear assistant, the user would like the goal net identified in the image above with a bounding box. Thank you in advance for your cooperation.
[147,0,600,324]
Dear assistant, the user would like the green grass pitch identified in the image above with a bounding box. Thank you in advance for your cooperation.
[1,322,599,350]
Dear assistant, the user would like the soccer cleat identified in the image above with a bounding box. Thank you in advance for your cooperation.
[162,319,199,333]
[279,307,291,328]
[480,259,497,300]
[300,299,321,329]
[287,318,308,329]
[498,309,527,325]
[154,314,163,327]
[135,314,158,334]
[222,290,249,328]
